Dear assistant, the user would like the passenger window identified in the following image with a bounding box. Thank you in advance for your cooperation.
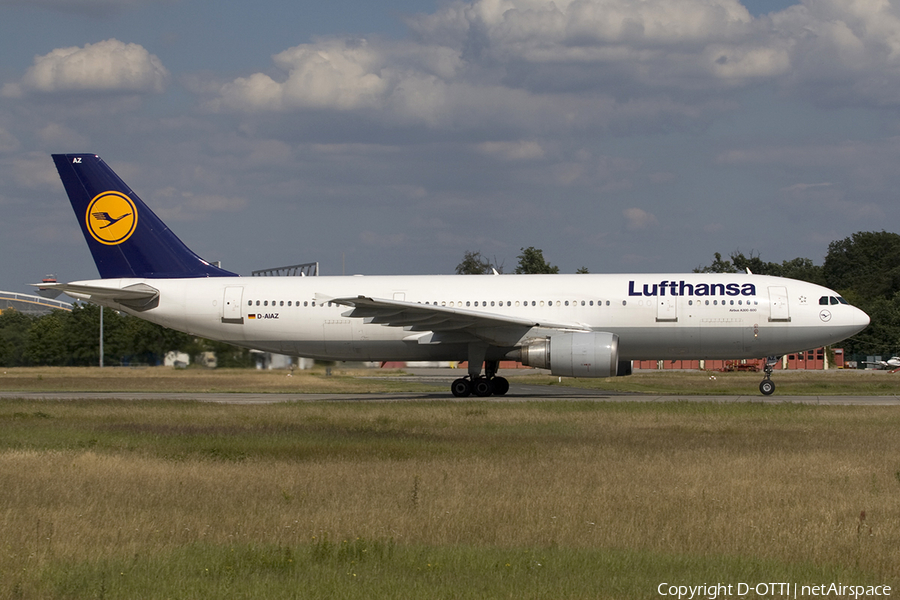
[280,301,284,306]
[247,300,252,306]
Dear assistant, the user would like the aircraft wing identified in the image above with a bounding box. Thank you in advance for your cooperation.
[331,295,591,346]
[33,282,159,311]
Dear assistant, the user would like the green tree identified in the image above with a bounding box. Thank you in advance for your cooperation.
[824,231,900,299]
[26,311,66,366]
[844,293,900,356]
[455,250,493,275]
[515,247,559,274]
[778,257,825,286]
[694,251,824,284]
[694,252,738,273]
[0,310,35,367]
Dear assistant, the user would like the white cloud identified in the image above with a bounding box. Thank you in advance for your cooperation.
[623,207,658,230]
[476,140,544,160]
[151,187,247,222]
[209,0,900,134]
[0,127,21,154]
[36,123,90,149]
[2,39,169,98]
[216,39,391,112]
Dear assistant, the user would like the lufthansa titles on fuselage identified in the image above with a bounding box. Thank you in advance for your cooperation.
[628,280,756,297]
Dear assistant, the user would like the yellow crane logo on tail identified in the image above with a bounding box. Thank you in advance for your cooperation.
[85,191,138,245]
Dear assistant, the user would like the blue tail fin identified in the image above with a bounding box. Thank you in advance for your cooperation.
[53,154,237,279]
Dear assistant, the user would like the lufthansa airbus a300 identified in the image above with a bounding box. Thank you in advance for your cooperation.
[40,154,870,397]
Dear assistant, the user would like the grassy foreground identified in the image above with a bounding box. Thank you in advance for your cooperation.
[1,398,899,598]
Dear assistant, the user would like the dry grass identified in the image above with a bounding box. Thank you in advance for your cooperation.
[1,400,898,597]
[0,366,441,393]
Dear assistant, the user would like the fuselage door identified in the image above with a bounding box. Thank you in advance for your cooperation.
[222,286,244,324]
[768,286,791,322]
[656,296,677,322]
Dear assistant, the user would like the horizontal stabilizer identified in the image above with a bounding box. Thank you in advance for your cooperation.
[34,282,160,311]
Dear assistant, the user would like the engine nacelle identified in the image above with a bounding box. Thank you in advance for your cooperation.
[512,332,619,378]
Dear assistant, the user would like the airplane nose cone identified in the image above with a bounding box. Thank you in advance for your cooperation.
[853,306,870,332]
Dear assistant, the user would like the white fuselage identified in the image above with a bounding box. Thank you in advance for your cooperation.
[78,273,869,364]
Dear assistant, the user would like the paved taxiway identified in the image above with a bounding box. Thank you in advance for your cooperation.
[2,369,897,405]
[2,386,898,405]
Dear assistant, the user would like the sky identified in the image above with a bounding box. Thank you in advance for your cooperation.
[1,0,899,293]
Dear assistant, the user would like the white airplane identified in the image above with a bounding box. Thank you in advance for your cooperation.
[40,154,870,397]
[863,357,900,370]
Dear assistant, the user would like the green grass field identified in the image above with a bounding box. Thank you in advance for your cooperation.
[1,369,899,599]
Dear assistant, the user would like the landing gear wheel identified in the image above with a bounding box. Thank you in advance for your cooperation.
[451,378,472,398]
[491,376,509,396]
[472,377,494,397]
[758,356,779,396]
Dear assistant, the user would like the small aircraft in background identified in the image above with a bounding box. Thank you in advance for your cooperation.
[863,356,900,370]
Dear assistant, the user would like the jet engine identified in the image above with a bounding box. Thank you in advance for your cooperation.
[510,332,620,378]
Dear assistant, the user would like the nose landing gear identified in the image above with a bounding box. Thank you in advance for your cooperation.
[759,356,780,395]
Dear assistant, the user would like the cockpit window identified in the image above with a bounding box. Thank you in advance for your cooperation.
[837,296,849,305]
[830,297,839,305]
[819,296,829,305]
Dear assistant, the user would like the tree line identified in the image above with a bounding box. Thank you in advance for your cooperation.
[0,303,254,368]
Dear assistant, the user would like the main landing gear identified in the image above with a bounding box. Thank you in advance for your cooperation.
[759,356,780,396]
[450,358,509,398]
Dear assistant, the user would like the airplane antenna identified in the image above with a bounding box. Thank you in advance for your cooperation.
[746,268,752,275]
